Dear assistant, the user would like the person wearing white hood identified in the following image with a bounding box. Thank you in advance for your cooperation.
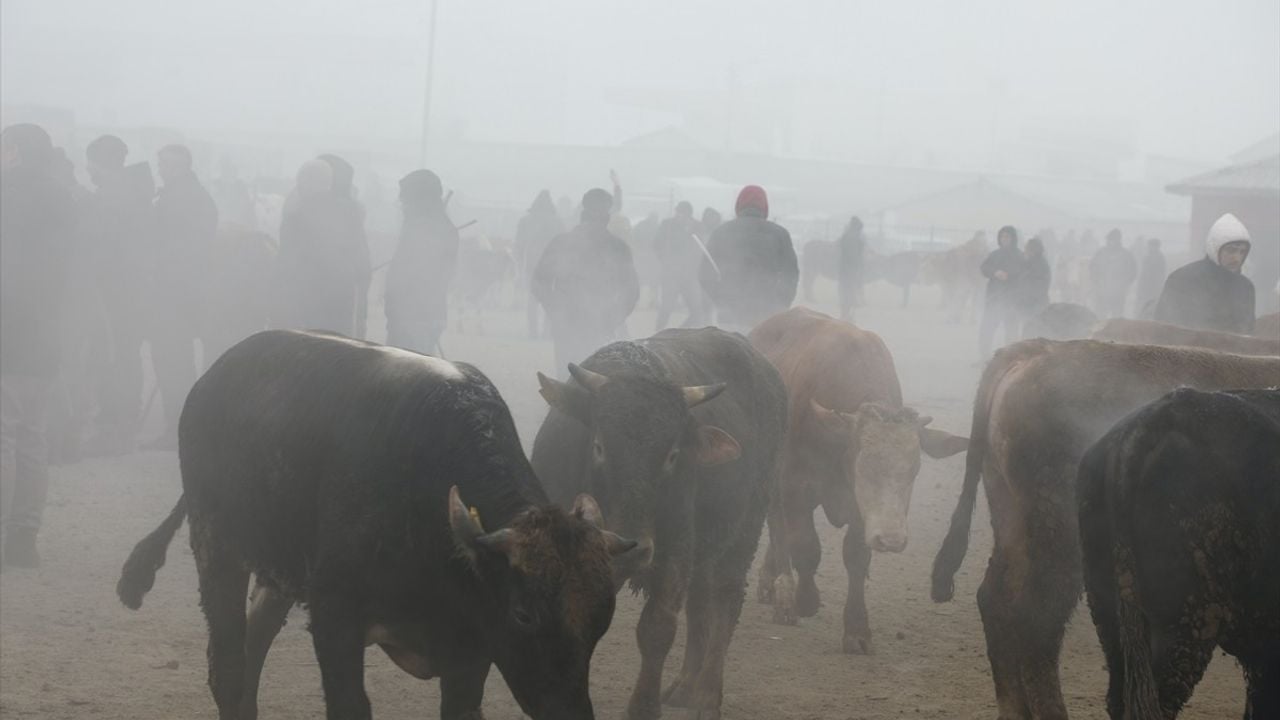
[1153,213,1255,334]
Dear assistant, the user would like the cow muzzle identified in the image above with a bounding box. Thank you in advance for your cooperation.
[868,530,908,554]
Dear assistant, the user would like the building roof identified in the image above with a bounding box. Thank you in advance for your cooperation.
[1229,133,1280,165]
[1166,154,1280,198]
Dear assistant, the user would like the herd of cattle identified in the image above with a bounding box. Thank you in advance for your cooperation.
[115,306,1279,720]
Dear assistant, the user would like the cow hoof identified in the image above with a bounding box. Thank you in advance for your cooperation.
[795,580,821,618]
[842,633,873,655]
[626,698,662,720]
[771,575,797,625]
[756,577,775,604]
[662,678,694,707]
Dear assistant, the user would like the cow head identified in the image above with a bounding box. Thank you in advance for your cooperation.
[811,401,967,553]
[448,486,635,719]
[536,364,740,584]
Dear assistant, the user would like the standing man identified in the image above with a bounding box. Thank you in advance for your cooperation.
[147,144,217,450]
[384,169,459,355]
[1,124,75,567]
[654,201,708,330]
[1133,237,1167,318]
[978,225,1025,359]
[1154,213,1255,334]
[698,185,798,332]
[532,187,639,375]
[1088,228,1138,319]
[515,190,563,339]
[836,215,866,320]
[84,135,154,455]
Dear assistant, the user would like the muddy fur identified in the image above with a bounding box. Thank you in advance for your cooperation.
[1079,388,1280,719]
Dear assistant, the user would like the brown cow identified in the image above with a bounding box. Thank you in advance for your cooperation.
[1091,317,1280,356]
[918,233,987,323]
[750,307,968,652]
[931,339,1280,720]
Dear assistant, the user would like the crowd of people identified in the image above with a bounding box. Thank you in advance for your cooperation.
[0,118,1263,570]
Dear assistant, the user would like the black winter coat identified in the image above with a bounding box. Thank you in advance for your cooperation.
[532,222,639,336]
[1153,257,1255,335]
[698,216,798,328]
[980,246,1025,304]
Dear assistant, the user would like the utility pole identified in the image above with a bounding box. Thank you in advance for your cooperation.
[420,0,440,167]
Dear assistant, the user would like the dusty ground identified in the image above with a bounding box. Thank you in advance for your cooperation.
[0,281,1246,719]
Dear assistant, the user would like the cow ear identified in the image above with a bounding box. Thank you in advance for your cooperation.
[572,493,605,527]
[918,427,969,459]
[537,371,591,423]
[694,425,741,466]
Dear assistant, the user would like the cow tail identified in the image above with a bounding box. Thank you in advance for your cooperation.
[117,495,188,610]
[1110,440,1162,719]
[930,352,1001,603]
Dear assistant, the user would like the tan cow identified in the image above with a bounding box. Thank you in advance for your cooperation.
[931,339,1280,720]
[1091,317,1280,356]
[750,307,967,652]
[1256,311,1280,339]
[917,233,987,322]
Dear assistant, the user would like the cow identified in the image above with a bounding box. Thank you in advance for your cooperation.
[1023,302,1098,341]
[800,238,838,302]
[1092,317,1280,356]
[1255,311,1280,340]
[530,327,787,720]
[454,234,516,334]
[749,308,968,653]
[917,234,987,323]
[1078,388,1280,720]
[116,330,637,720]
[930,339,1280,720]
[866,249,922,307]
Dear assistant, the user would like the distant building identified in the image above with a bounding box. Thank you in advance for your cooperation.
[1167,149,1280,314]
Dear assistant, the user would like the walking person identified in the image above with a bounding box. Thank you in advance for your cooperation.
[978,225,1025,359]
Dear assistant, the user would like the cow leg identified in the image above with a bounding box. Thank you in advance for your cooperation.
[683,514,765,720]
[191,522,250,720]
[440,662,490,720]
[755,518,777,605]
[1081,557,1124,719]
[840,521,873,654]
[663,561,711,709]
[788,497,821,619]
[238,578,293,720]
[1142,614,1217,719]
[309,598,372,720]
[628,568,687,720]
[977,553,1029,720]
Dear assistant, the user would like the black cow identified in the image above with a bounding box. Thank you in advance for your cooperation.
[1078,388,1280,719]
[531,327,787,720]
[116,330,636,720]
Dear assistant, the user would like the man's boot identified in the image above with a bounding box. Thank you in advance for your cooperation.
[4,527,41,569]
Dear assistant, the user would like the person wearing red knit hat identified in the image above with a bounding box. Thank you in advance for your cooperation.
[698,184,798,331]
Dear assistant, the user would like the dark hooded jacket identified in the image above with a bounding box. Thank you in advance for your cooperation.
[1,163,76,376]
[153,169,218,307]
[980,230,1026,303]
[698,199,798,329]
[515,190,563,282]
[385,170,459,333]
[1153,257,1255,334]
[532,218,639,337]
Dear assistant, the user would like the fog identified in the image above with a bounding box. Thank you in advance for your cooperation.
[2,2,1277,719]
[4,0,1277,163]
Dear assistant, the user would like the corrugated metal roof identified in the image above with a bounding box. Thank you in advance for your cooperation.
[1167,154,1280,197]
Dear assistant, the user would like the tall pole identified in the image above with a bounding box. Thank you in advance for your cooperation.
[420,0,439,168]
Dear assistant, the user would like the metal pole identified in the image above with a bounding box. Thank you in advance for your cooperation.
[420,0,439,167]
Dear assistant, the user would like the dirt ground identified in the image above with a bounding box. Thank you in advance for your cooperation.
[0,281,1247,719]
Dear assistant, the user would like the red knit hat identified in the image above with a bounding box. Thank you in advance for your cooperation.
[735,185,768,218]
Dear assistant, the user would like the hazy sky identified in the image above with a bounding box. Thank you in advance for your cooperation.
[3,0,1277,166]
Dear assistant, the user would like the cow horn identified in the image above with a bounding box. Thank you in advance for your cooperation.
[567,363,610,394]
[572,494,605,528]
[683,383,726,408]
[448,486,484,542]
[474,528,516,557]
[601,531,639,557]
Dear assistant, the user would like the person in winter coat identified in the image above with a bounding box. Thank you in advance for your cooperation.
[145,145,218,450]
[0,123,76,568]
[654,201,709,330]
[1133,238,1166,319]
[837,215,866,320]
[1018,236,1052,338]
[83,135,155,455]
[275,159,367,336]
[532,187,639,375]
[384,169,459,355]
[318,154,371,338]
[515,190,564,339]
[1154,213,1255,334]
[1088,228,1138,319]
[978,225,1026,359]
[698,185,798,332]
[700,207,723,237]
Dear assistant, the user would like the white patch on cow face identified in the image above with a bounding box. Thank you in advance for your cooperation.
[851,417,921,553]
